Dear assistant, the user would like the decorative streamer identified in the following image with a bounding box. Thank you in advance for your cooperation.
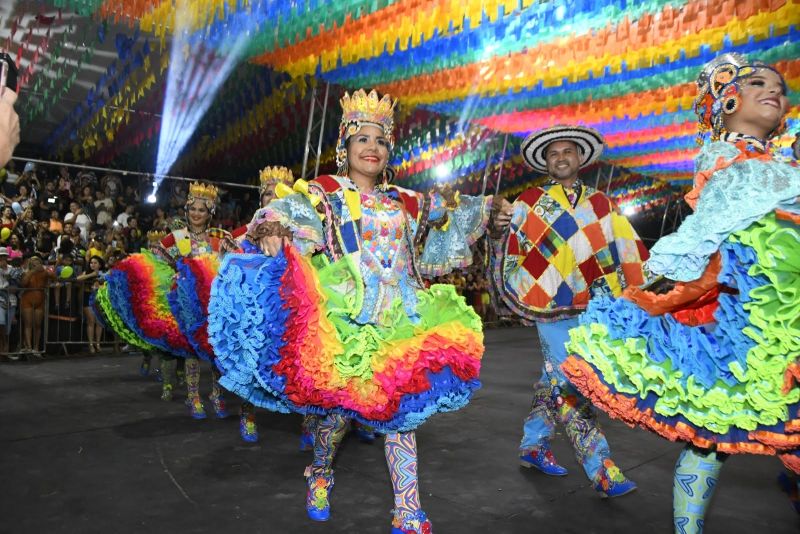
[45,28,145,152]
[29,0,800,213]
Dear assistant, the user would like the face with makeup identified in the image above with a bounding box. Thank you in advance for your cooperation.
[261,188,277,208]
[723,68,789,139]
[346,124,390,188]
[186,199,211,231]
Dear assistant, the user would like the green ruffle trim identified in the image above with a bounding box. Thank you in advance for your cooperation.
[730,213,800,415]
[313,255,482,382]
[95,285,154,350]
[567,212,799,434]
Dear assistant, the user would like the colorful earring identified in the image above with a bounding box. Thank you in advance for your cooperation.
[380,167,389,191]
[722,95,739,114]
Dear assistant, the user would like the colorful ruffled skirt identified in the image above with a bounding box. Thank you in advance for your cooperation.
[94,284,153,350]
[104,251,195,358]
[208,246,484,433]
[168,254,219,362]
[563,212,800,472]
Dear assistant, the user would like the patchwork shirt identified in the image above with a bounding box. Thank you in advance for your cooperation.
[491,182,649,323]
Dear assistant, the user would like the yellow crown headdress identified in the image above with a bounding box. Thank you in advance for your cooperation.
[336,89,397,169]
[186,181,219,205]
[259,166,294,194]
[146,230,168,243]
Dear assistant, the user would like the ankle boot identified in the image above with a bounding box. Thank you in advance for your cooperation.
[593,459,637,498]
[239,410,258,443]
[391,509,433,534]
[519,446,568,476]
[305,473,334,522]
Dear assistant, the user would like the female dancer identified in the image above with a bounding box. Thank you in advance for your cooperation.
[562,53,799,533]
[77,255,106,353]
[230,166,376,446]
[210,89,509,532]
[221,165,295,442]
[152,182,234,419]
[104,183,231,418]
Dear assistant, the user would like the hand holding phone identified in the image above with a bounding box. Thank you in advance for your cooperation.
[0,51,18,95]
[0,51,19,167]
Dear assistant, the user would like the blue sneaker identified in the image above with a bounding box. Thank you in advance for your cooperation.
[306,474,333,521]
[593,460,637,498]
[186,398,207,420]
[391,509,433,534]
[240,412,258,443]
[520,448,568,476]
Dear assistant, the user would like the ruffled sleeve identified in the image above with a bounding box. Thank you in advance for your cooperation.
[418,194,493,277]
[246,193,324,257]
[648,142,800,282]
[151,231,180,264]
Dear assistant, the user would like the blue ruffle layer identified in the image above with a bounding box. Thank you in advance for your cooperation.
[169,259,213,362]
[209,253,292,413]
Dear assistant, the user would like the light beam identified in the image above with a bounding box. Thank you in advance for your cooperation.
[154,0,249,183]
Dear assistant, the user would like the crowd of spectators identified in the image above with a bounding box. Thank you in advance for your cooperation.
[0,161,260,359]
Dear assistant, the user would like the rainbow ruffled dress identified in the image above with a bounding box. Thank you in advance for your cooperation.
[562,138,800,472]
[103,228,230,359]
[209,175,491,432]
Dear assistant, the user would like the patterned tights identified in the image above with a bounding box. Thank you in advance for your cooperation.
[673,446,724,534]
[308,414,422,514]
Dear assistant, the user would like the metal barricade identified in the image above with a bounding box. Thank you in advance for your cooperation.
[0,282,120,360]
[46,280,120,356]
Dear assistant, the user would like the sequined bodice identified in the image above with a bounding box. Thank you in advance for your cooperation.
[356,189,419,325]
[360,191,410,286]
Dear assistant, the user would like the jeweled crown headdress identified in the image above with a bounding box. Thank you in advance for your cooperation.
[694,53,787,142]
[259,166,294,194]
[146,230,167,243]
[336,89,397,170]
[187,181,219,204]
